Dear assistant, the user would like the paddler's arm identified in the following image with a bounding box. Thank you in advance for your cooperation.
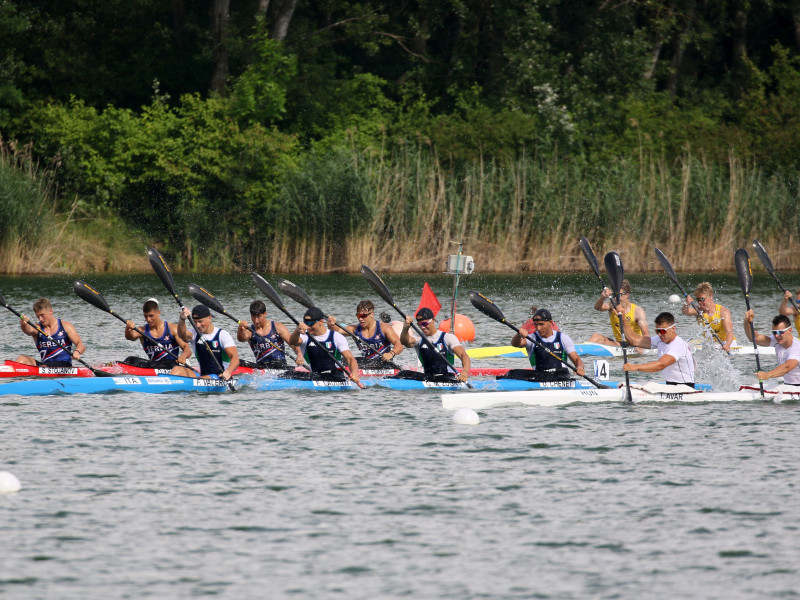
[635,307,650,337]
[780,291,798,316]
[342,349,360,384]
[744,309,771,346]
[381,322,403,361]
[453,344,470,383]
[511,328,530,348]
[615,306,651,348]
[63,320,86,360]
[19,315,37,337]
[170,323,192,363]
[567,351,585,377]
[125,320,142,341]
[623,354,675,373]
[593,288,612,311]
[220,344,239,381]
[236,320,253,342]
[177,307,194,341]
[275,321,304,365]
[288,322,307,346]
[681,296,698,316]
[720,306,734,351]
[757,359,799,381]
[400,316,416,348]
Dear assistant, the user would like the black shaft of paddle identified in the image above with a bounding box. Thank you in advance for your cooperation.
[654,247,730,355]
[579,236,606,292]
[361,265,471,388]
[469,291,608,389]
[147,249,233,390]
[251,274,363,388]
[0,296,111,377]
[603,253,632,402]
[753,239,800,314]
[188,283,304,368]
[735,248,764,399]
[278,279,387,358]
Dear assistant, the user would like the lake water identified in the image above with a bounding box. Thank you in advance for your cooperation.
[1,271,799,599]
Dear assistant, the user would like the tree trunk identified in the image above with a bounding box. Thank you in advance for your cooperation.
[210,0,231,94]
[269,0,298,41]
[257,0,270,19]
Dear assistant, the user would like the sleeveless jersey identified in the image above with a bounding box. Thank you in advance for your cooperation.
[609,304,643,342]
[794,314,800,335]
[417,332,455,377]
[527,331,568,371]
[36,319,73,364]
[354,322,391,359]
[701,304,730,341]
[142,321,180,362]
[304,330,344,376]
[194,329,226,376]
[249,321,286,363]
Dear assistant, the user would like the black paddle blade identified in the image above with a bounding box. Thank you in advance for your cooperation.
[752,239,775,273]
[604,252,625,294]
[734,248,753,297]
[188,283,226,314]
[0,290,8,307]
[579,236,601,278]
[654,247,679,284]
[469,291,506,323]
[73,280,113,314]
[147,248,178,297]
[251,273,287,312]
[279,279,315,309]
[361,265,396,309]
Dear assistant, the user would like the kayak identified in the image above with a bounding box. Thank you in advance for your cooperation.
[442,382,799,410]
[0,375,231,397]
[466,343,776,359]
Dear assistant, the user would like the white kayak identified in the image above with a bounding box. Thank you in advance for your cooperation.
[442,382,800,410]
[466,343,774,359]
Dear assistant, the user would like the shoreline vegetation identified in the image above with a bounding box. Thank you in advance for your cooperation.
[2,139,797,275]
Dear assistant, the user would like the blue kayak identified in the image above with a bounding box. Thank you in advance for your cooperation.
[0,374,231,396]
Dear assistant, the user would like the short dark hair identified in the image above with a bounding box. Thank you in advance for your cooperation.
[250,300,267,315]
[357,300,374,314]
[655,312,675,326]
[143,300,160,313]
[772,315,791,328]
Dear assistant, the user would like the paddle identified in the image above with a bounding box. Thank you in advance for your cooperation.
[360,265,472,388]
[579,235,605,291]
[251,273,364,388]
[734,248,765,399]
[147,248,234,390]
[0,290,112,377]
[73,280,198,375]
[603,252,632,402]
[278,278,388,359]
[187,283,303,369]
[468,291,609,389]
[653,247,731,355]
[752,239,800,313]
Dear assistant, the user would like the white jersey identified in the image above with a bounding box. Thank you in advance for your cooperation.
[771,337,800,384]
[649,335,696,383]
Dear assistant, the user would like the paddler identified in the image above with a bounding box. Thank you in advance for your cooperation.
[123,299,191,369]
[287,307,360,384]
[16,298,86,367]
[236,300,303,369]
[778,288,800,335]
[329,300,403,368]
[743,311,800,385]
[682,282,735,352]
[587,280,648,347]
[170,305,239,380]
[617,310,696,388]
[509,308,584,380]
[393,307,470,383]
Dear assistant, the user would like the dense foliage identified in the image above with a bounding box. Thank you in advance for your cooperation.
[1,0,799,269]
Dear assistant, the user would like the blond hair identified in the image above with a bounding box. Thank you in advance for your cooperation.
[694,282,713,297]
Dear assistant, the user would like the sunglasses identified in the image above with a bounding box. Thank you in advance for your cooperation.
[655,324,676,335]
[417,319,433,327]
[773,326,791,337]
[696,296,708,302]
[356,312,372,319]
[303,318,320,325]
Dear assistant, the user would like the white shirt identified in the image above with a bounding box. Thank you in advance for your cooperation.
[770,337,800,384]
[524,330,576,356]
[190,327,236,358]
[649,335,696,383]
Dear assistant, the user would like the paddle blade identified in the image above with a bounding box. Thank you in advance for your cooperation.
[604,252,625,295]
[361,265,395,308]
[251,273,286,312]
[73,280,112,314]
[579,236,601,278]
[188,283,226,314]
[752,239,775,273]
[734,248,753,297]
[654,247,678,284]
[279,279,315,309]
[469,291,507,324]
[147,248,178,298]
[0,290,7,307]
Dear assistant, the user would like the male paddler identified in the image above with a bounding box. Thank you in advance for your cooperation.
[16,298,86,367]
[588,280,648,346]
[617,310,696,387]
[237,300,302,369]
[123,299,191,368]
[287,307,360,384]
[509,308,584,380]
[778,288,800,335]
[743,311,800,385]
[682,282,735,352]
[330,300,403,367]
[395,307,470,383]
[170,305,239,380]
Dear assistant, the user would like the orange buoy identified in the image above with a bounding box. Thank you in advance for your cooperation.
[438,314,476,342]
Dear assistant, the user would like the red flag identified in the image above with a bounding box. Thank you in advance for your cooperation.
[416,282,442,318]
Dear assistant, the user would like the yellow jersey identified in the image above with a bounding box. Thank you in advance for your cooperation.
[700,303,730,342]
[609,304,643,342]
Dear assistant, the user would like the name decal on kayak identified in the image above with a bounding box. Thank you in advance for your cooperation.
[193,379,229,387]
[39,367,78,375]
[422,381,465,388]
[311,380,352,388]
[113,377,142,385]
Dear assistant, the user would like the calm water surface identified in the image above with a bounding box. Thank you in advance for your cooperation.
[1,272,798,599]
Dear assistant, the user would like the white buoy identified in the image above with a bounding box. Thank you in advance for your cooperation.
[669,294,681,303]
[0,471,21,493]
[452,408,480,425]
